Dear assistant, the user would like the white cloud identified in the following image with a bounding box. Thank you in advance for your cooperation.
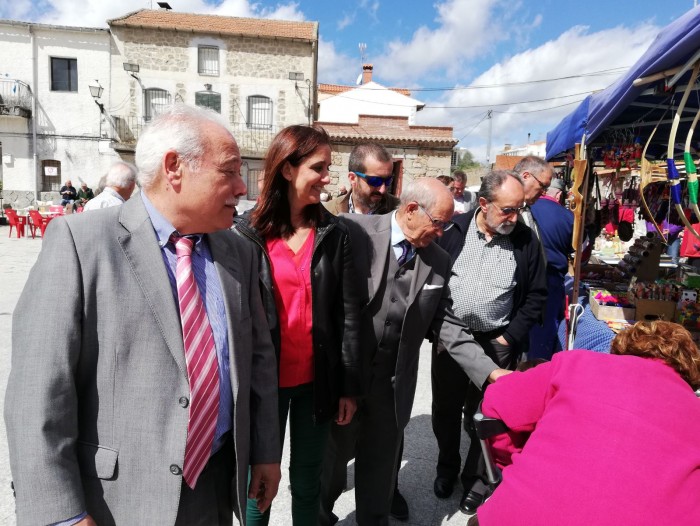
[374,0,505,84]
[318,38,359,85]
[1,0,303,28]
[337,12,354,31]
[416,22,661,163]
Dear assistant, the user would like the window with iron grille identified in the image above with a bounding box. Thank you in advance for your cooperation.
[143,88,171,122]
[50,58,78,92]
[198,46,220,76]
[247,169,264,199]
[247,95,272,130]
[195,91,221,113]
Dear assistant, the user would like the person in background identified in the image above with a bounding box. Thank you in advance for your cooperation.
[528,178,573,360]
[83,161,137,211]
[59,180,78,206]
[513,156,554,235]
[235,125,362,525]
[4,104,281,526]
[450,170,477,215]
[324,143,399,215]
[76,182,94,207]
[475,320,700,526]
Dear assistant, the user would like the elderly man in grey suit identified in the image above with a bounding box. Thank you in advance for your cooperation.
[319,177,510,525]
[4,105,281,526]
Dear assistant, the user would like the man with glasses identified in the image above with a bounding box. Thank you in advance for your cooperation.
[431,170,546,515]
[324,141,408,521]
[320,177,508,526]
[513,155,555,236]
[325,143,399,216]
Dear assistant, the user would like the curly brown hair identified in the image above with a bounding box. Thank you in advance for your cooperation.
[610,321,700,390]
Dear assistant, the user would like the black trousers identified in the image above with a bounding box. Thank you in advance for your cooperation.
[431,331,519,486]
[175,435,236,526]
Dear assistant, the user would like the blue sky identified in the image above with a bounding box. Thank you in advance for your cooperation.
[2,0,698,161]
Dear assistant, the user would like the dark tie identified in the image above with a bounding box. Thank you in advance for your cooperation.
[397,239,411,266]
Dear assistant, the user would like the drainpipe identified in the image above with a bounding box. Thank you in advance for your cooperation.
[30,25,39,201]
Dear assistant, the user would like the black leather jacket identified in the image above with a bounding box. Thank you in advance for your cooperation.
[234,208,363,423]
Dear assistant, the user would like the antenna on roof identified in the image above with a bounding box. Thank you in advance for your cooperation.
[357,43,367,85]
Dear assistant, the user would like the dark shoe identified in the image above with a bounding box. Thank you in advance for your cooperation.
[433,475,456,499]
[390,488,409,521]
[460,488,486,514]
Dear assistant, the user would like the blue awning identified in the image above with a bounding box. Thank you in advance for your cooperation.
[546,6,700,160]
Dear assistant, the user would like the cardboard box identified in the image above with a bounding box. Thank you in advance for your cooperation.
[589,290,636,322]
[634,298,676,322]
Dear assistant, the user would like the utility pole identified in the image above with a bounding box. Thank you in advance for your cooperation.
[486,110,493,167]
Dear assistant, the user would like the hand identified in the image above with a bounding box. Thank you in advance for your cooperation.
[495,335,509,346]
[76,515,97,526]
[336,397,357,425]
[487,368,512,383]
[248,463,281,513]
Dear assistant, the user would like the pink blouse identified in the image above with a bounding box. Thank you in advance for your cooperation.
[266,230,315,388]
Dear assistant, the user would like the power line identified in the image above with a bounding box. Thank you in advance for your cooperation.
[492,99,587,114]
[421,90,594,110]
[327,66,628,92]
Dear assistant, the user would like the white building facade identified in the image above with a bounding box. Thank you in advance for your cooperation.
[0,9,319,207]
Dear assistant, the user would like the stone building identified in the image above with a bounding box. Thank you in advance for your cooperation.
[108,9,318,197]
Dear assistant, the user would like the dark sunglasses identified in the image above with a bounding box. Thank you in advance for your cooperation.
[353,171,393,188]
[490,202,526,216]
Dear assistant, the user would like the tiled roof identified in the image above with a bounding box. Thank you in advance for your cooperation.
[109,9,317,41]
[318,83,412,97]
[318,115,457,148]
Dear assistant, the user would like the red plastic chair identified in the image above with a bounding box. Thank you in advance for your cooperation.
[5,209,26,238]
[28,210,53,238]
[48,205,64,215]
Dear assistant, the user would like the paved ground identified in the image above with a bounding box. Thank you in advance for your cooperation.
[0,223,474,525]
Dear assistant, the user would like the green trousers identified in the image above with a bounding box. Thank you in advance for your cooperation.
[246,383,330,526]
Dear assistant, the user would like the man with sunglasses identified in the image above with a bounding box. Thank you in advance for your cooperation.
[513,155,555,237]
[325,143,400,216]
[431,170,546,515]
[320,177,508,526]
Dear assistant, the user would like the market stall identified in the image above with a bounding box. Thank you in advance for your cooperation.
[545,6,700,347]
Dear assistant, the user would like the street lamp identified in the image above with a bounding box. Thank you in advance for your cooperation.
[88,80,104,113]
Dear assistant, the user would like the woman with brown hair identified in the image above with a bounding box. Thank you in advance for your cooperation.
[474,320,700,526]
[235,125,362,525]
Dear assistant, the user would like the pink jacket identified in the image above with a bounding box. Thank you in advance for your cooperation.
[479,351,700,526]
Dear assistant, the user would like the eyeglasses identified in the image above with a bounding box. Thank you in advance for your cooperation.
[353,171,394,188]
[530,171,550,191]
[490,202,526,216]
[419,205,454,231]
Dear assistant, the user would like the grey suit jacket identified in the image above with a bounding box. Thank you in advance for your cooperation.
[341,213,498,430]
[4,196,280,525]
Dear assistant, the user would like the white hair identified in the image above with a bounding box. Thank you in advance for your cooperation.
[135,104,231,189]
[105,161,138,189]
[400,177,446,210]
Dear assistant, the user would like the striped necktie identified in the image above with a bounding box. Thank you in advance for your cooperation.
[173,235,220,489]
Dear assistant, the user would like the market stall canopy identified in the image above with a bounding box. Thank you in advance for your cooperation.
[546,5,700,161]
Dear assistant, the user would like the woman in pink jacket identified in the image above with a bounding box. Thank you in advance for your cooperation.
[476,320,700,526]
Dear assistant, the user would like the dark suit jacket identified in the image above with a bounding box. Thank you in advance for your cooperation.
[5,196,280,525]
[341,213,498,430]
